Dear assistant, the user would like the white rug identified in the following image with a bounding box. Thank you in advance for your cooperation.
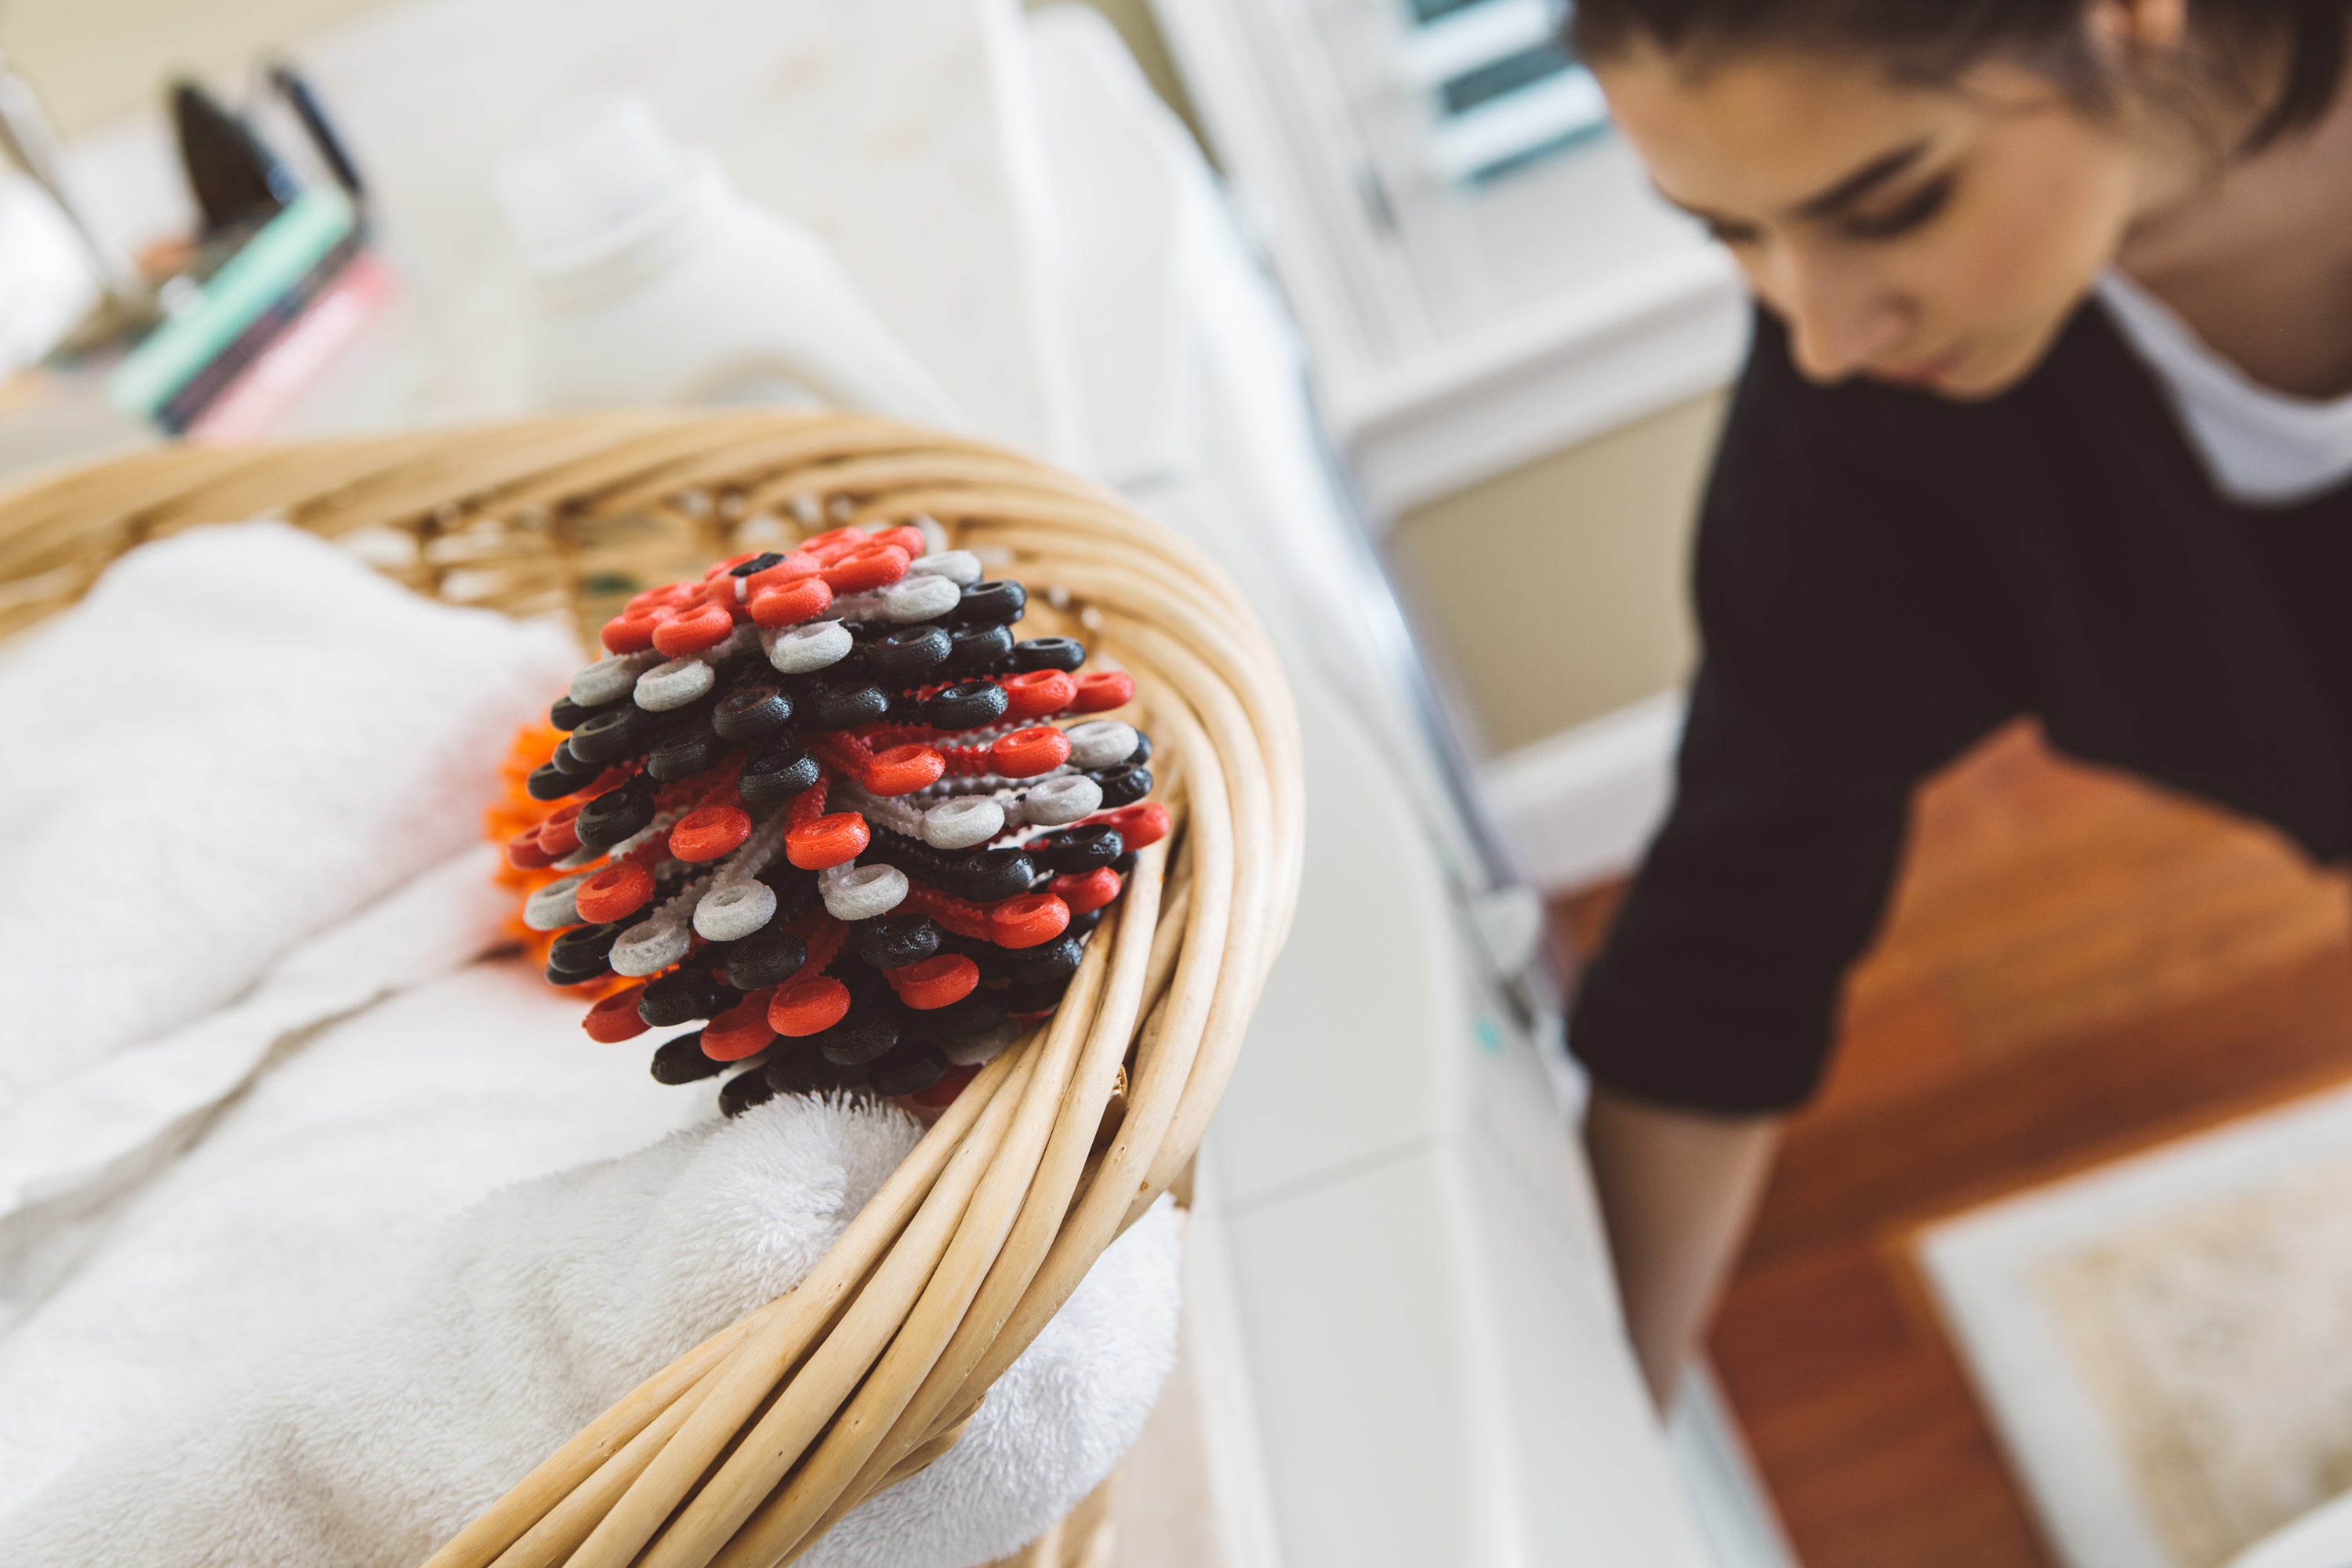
[1916,1080,2352,1568]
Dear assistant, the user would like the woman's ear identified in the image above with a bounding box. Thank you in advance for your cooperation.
[2086,0,2191,59]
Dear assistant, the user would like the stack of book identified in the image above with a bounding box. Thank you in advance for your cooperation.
[106,187,388,444]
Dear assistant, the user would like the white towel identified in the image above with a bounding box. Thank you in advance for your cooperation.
[0,955,1179,1567]
[0,523,1181,1566]
[0,846,517,1333]
[0,520,578,1120]
[807,1196,1181,1568]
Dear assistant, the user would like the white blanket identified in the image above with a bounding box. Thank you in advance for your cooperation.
[0,525,1179,1566]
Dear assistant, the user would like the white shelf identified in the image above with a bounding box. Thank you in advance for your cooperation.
[1338,241,1745,518]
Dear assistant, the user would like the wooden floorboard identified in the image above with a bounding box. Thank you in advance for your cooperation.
[1549,720,2352,1568]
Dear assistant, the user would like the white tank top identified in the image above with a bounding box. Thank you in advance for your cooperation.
[2097,268,2352,506]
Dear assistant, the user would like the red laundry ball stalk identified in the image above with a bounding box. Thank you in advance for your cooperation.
[702,993,779,1061]
[670,804,753,862]
[911,1063,979,1109]
[1051,866,1122,915]
[583,985,651,1042]
[870,525,928,557]
[863,744,946,796]
[890,953,980,1010]
[800,913,849,974]
[802,525,869,559]
[809,734,873,779]
[1000,670,1076,719]
[745,553,823,591]
[749,576,831,627]
[536,800,585,858]
[989,726,1071,778]
[786,811,869,869]
[1069,670,1134,713]
[572,768,630,804]
[600,608,665,653]
[1094,801,1170,850]
[769,975,851,1036]
[900,883,993,943]
[627,582,701,615]
[506,825,558,870]
[575,858,656,924]
[652,602,734,656]
[786,775,831,826]
[989,892,1071,949]
[821,544,909,593]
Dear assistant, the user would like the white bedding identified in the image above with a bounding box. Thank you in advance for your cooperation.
[0,524,1178,1567]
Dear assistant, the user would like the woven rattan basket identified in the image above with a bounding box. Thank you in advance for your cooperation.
[0,410,1303,1568]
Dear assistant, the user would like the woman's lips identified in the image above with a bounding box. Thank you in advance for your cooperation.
[1872,344,1967,387]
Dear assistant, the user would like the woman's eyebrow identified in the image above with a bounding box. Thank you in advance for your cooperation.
[1794,140,1931,219]
[1651,183,1745,230]
[1652,137,1933,231]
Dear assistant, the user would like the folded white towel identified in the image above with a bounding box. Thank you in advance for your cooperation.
[0,521,577,1120]
[0,957,1179,1567]
[0,846,516,1332]
[0,960,702,1523]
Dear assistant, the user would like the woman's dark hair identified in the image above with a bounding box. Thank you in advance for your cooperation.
[1569,0,2352,150]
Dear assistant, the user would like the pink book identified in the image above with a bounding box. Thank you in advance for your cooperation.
[185,253,395,445]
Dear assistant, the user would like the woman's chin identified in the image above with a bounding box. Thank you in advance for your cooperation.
[1866,346,2033,401]
[1928,319,2073,401]
[1932,354,2021,400]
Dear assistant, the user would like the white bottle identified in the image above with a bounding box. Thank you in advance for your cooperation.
[493,95,965,423]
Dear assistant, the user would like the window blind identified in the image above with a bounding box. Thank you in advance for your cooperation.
[1387,0,1607,186]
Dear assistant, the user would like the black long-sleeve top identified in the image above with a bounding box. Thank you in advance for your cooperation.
[1567,300,2352,1114]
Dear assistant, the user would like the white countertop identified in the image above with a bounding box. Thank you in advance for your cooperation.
[16,0,1073,466]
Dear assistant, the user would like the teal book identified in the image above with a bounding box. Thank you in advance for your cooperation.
[108,187,357,420]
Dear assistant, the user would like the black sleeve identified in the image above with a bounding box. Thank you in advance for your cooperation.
[1567,314,2020,1113]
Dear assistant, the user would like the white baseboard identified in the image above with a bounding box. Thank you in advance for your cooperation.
[1670,1365,1802,1568]
[1181,1153,1289,1568]
[1477,691,1684,893]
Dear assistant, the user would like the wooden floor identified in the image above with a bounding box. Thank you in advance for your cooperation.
[1550,720,2352,1568]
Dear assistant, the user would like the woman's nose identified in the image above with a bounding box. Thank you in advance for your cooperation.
[1763,253,1912,383]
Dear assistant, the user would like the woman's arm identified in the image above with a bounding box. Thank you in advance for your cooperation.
[1566,310,2020,1405]
[1583,1086,1782,1410]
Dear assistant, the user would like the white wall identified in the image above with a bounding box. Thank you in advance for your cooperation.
[1391,391,1718,755]
[0,0,1200,139]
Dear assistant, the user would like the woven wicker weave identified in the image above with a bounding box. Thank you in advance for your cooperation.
[0,411,1304,1568]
